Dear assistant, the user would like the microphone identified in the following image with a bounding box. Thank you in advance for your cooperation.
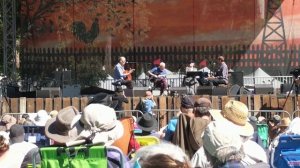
[126,61,137,64]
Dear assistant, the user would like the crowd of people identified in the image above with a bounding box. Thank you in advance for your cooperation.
[0,92,298,167]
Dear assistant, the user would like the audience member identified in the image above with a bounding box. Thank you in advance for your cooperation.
[248,116,264,148]
[9,124,41,168]
[45,106,84,145]
[77,104,124,145]
[132,142,191,168]
[191,121,244,167]
[0,131,18,167]
[193,97,212,121]
[1,114,17,131]
[268,115,281,141]
[208,100,268,166]
[49,110,58,118]
[112,87,129,119]
[180,95,195,118]
[172,97,210,158]
[75,104,129,167]
[46,105,129,167]
[135,113,160,137]
[269,117,299,167]
[34,110,51,126]
[163,95,194,141]
[19,113,36,126]
[163,110,181,141]
[277,117,291,134]
[141,91,156,115]
[113,87,129,112]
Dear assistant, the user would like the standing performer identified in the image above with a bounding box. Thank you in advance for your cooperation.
[113,56,135,89]
[148,62,168,95]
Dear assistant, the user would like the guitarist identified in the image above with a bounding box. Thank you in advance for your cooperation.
[113,56,135,89]
[147,62,168,95]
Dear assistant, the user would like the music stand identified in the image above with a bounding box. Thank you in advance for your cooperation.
[186,71,208,78]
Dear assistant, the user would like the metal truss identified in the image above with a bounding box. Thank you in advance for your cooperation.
[2,0,16,96]
[262,0,286,75]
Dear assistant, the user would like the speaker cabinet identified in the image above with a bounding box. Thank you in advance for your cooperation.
[197,86,227,95]
[197,86,213,95]
[36,90,50,98]
[229,71,244,86]
[62,84,81,97]
[228,84,241,96]
[41,87,61,97]
[124,87,149,97]
[213,86,228,95]
[169,87,187,96]
[255,84,274,94]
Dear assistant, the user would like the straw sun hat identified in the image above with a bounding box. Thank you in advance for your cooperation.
[209,100,254,137]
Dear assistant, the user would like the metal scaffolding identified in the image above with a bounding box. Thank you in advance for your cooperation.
[262,0,287,74]
[2,0,16,96]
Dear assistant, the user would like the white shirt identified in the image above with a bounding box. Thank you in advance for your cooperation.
[242,140,269,166]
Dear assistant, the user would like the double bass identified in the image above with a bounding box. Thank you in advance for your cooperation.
[123,69,132,81]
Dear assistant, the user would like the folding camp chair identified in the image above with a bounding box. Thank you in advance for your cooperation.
[257,124,269,149]
[135,136,160,147]
[272,134,300,168]
[31,145,126,168]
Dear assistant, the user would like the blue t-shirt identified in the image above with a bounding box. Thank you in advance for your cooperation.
[164,117,178,141]
[142,99,156,114]
[150,67,167,76]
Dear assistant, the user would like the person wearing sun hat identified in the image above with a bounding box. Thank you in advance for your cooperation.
[45,106,83,145]
[75,104,130,167]
[135,113,160,137]
[208,100,268,166]
[191,121,244,167]
[76,104,124,146]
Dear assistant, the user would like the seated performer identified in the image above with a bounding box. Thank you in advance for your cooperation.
[182,60,198,87]
[206,56,228,86]
[197,59,211,86]
[147,62,168,95]
[113,56,135,89]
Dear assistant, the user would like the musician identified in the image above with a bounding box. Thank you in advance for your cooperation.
[207,56,228,86]
[147,62,168,95]
[197,59,211,86]
[185,60,197,72]
[182,60,197,87]
[113,56,134,89]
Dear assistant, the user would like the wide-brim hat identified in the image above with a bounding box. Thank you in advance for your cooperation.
[209,101,254,137]
[278,117,291,127]
[45,106,83,144]
[76,120,123,146]
[76,104,124,146]
[88,92,118,109]
[136,113,158,132]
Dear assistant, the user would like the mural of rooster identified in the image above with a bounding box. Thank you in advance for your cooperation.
[71,18,99,44]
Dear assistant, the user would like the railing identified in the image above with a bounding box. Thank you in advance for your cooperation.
[243,76,293,89]
[99,76,294,91]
